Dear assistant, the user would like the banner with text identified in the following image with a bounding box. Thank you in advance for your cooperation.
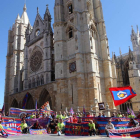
[65,122,89,136]
[109,127,140,138]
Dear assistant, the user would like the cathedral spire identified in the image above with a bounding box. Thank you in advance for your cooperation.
[21,4,29,25]
[45,5,50,16]
[44,5,51,21]
[16,14,20,20]
[15,14,20,23]
[137,25,139,31]
[131,25,135,35]
[23,4,27,12]
[119,47,122,56]
[37,7,39,14]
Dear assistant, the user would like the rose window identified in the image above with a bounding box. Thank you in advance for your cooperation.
[30,51,42,72]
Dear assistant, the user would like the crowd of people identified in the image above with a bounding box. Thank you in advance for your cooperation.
[0,110,140,137]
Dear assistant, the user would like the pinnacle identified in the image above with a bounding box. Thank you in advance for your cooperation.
[16,14,20,20]
[23,4,27,11]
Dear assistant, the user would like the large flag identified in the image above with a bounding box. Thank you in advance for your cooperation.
[41,101,50,111]
[70,107,74,115]
[109,86,136,106]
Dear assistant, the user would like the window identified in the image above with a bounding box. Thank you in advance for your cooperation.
[120,101,133,113]
[68,27,73,39]
[68,4,73,14]
[36,30,40,36]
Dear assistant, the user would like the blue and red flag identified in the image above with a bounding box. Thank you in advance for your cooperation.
[70,107,74,115]
[127,107,131,114]
[109,86,136,106]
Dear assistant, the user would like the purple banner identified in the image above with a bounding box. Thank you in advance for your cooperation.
[29,129,47,135]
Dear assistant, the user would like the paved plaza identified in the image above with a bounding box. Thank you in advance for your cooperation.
[5,134,137,140]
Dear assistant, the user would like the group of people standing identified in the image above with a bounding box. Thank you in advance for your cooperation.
[0,110,140,137]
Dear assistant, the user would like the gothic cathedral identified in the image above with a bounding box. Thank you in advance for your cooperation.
[4,0,118,112]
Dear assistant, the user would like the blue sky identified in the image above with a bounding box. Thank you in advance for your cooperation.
[0,0,140,108]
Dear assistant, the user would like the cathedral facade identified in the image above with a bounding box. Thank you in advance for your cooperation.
[4,0,117,113]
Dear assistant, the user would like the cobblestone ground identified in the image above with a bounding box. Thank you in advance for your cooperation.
[6,134,137,140]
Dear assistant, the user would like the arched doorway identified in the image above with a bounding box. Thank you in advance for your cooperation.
[11,99,18,108]
[22,93,34,109]
[39,89,52,109]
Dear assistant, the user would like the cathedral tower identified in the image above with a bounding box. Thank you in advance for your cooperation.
[4,4,29,111]
[54,0,116,110]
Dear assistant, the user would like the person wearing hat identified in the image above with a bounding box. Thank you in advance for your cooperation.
[105,119,115,137]
[0,120,8,137]
[88,120,96,136]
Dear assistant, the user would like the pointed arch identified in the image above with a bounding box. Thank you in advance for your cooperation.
[22,93,34,109]
[11,99,18,108]
[66,26,74,39]
[39,89,52,109]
